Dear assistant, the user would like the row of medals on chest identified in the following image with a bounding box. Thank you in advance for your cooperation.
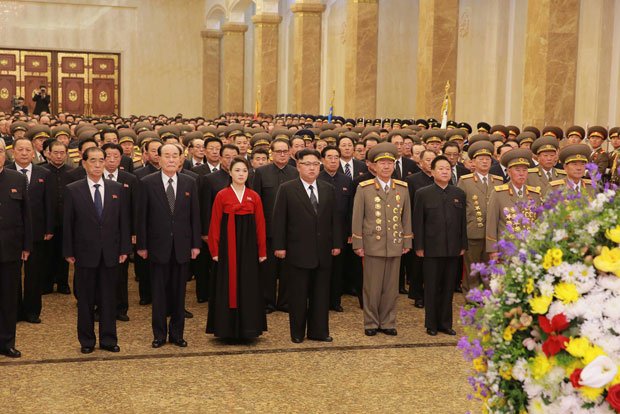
[374,193,403,243]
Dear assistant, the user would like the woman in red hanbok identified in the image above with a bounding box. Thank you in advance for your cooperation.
[207,157,267,339]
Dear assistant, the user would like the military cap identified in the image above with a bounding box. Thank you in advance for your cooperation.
[421,129,445,144]
[361,126,381,138]
[198,125,218,138]
[609,127,619,139]
[367,142,398,163]
[429,120,441,129]
[516,131,537,146]
[392,119,402,127]
[51,125,71,139]
[477,122,492,133]
[333,116,345,125]
[364,119,373,126]
[27,125,52,141]
[382,118,392,127]
[271,129,291,141]
[351,126,365,135]
[373,118,382,126]
[225,123,244,138]
[344,118,355,127]
[295,129,315,142]
[333,127,349,136]
[565,125,585,139]
[339,131,359,143]
[467,140,495,159]
[506,125,520,137]
[489,133,505,144]
[500,148,533,168]
[137,130,160,146]
[490,124,509,138]
[77,129,98,141]
[468,134,491,145]
[523,126,541,138]
[94,122,108,131]
[541,126,563,139]
[356,117,364,125]
[531,135,559,154]
[182,131,203,147]
[445,128,466,142]
[74,124,97,138]
[118,128,137,144]
[415,119,429,129]
[10,121,29,134]
[386,129,408,140]
[446,120,458,129]
[158,125,180,140]
[458,122,472,134]
[309,127,321,137]
[251,133,272,148]
[427,118,438,124]
[559,144,591,164]
[319,130,339,145]
[588,125,608,140]
[363,132,382,143]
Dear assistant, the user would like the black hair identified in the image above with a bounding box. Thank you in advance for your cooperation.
[78,138,98,152]
[82,146,105,161]
[431,155,450,170]
[497,144,512,155]
[230,156,251,171]
[101,143,123,155]
[220,143,240,156]
[251,147,269,159]
[321,145,340,158]
[204,136,223,148]
[296,148,321,161]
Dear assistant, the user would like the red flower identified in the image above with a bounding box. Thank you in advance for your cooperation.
[569,368,582,389]
[607,384,620,411]
[538,314,570,357]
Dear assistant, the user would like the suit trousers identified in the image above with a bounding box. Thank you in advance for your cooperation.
[193,240,211,301]
[20,240,49,318]
[463,239,488,292]
[49,226,69,290]
[287,262,330,340]
[260,238,288,311]
[329,251,344,308]
[116,260,129,316]
[150,248,188,342]
[135,248,151,303]
[74,260,119,348]
[407,254,424,301]
[0,261,20,350]
[423,257,458,331]
[363,256,400,330]
[400,250,413,290]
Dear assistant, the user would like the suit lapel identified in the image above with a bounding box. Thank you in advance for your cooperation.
[316,181,327,217]
[294,179,317,216]
[80,179,99,220]
[101,181,114,221]
[154,175,172,213]
[173,175,185,214]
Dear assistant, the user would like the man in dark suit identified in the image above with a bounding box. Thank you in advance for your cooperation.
[133,138,163,306]
[102,143,139,322]
[66,138,99,183]
[137,143,201,349]
[251,138,299,313]
[0,141,32,358]
[413,155,467,336]
[63,147,131,354]
[405,150,437,307]
[489,144,513,183]
[42,140,74,294]
[192,137,222,176]
[337,134,368,179]
[273,149,341,343]
[443,142,470,184]
[8,138,54,324]
[387,131,421,180]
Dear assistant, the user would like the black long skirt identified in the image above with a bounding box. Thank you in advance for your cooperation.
[206,213,267,339]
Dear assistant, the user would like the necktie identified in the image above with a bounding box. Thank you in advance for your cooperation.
[195,162,202,167]
[517,189,523,198]
[93,184,103,219]
[575,184,581,193]
[546,171,552,181]
[308,185,318,213]
[166,178,175,214]
[212,166,218,173]
[20,168,29,185]
[384,184,390,193]
[395,160,401,179]
[108,173,114,181]
[344,163,352,179]
[482,176,488,190]
[452,167,457,185]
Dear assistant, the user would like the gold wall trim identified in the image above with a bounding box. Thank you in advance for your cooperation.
[290,3,326,13]
[201,29,223,39]
[251,13,283,25]
[221,22,249,33]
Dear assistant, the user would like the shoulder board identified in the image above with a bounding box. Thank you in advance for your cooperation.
[528,167,539,173]
[491,174,503,181]
[556,169,566,175]
[68,148,78,153]
[549,179,564,187]
[583,178,592,184]
[5,145,12,150]
[394,179,407,187]
[460,173,474,179]
[494,184,509,192]
[359,179,374,187]
[526,185,540,194]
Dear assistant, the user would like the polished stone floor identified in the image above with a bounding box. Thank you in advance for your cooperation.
[2,267,479,413]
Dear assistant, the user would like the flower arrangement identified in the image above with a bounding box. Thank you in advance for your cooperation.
[460,175,620,413]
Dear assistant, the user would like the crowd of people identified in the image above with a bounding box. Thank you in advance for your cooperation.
[0,109,619,358]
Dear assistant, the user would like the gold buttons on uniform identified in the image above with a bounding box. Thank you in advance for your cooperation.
[376,218,382,224]
[393,216,399,222]
[375,203,381,209]
[395,194,401,202]
[393,224,398,230]
[375,211,381,217]
[393,207,399,214]
[374,196,381,203]
[376,226,382,232]
[472,195,478,201]
[375,235,381,240]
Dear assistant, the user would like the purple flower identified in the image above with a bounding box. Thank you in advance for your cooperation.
[585,162,602,187]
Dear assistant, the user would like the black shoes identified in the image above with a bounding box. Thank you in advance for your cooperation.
[184,309,193,319]
[57,285,71,294]
[330,305,344,312]
[139,299,151,306]
[426,329,438,336]
[414,299,424,309]
[152,339,165,348]
[81,346,94,354]
[265,307,275,314]
[100,344,120,353]
[171,339,188,348]
[399,288,409,294]
[439,328,457,336]
[197,298,208,304]
[365,329,378,336]
[379,328,397,336]
[0,347,21,358]
[308,336,333,342]
[25,316,41,324]
[117,314,130,322]
[291,337,304,344]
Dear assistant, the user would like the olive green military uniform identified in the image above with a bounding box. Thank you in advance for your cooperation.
[549,144,597,198]
[527,167,565,196]
[549,178,595,198]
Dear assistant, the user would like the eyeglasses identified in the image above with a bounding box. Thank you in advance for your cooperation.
[272,150,289,155]
[298,161,321,167]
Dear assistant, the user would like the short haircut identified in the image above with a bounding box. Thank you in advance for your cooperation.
[12,136,33,148]
[251,147,269,159]
[271,137,290,149]
[296,148,321,161]
[144,139,162,152]
[78,138,97,151]
[220,143,240,156]
[337,136,355,146]
[321,145,340,158]
[101,142,123,155]
[289,136,305,146]
[363,136,379,146]
[420,149,437,160]
[442,141,460,152]
[497,144,512,155]
[157,142,182,156]
[230,156,250,170]
[82,146,105,161]
[48,140,67,152]
[204,136,223,147]
[386,133,404,143]
[100,127,119,141]
[431,155,450,170]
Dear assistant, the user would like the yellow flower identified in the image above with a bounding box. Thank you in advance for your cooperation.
[551,248,563,260]
[593,246,620,277]
[530,353,551,379]
[499,364,513,380]
[554,282,579,304]
[503,326,515,342]
[473,357,487,373]
[565,337,591,358]
[542,259,552,270]
[583,345,606,365]
[611,368,620,386]
[606,226,620,243]
[552,257,562,266]
[529,295,553,314]
[579,386,604,401]
[525,278,534,294]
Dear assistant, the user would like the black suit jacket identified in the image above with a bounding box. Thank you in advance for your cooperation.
[392,157,420,180]
[251,163,299,238]
[413,183,467,257]
[42,163,74,227]
[66,165,86,183]
[198,168,231,235]
[137,172,201,264]
[192,163,219,176]
[351,171,375,200]
[134,163,160,179]
[405,171,435,210]
[452,163,470,184]
[489,164,509,183]
[0,169,33,261]
[63,179,131,268]
[318,170,353,241]
[338,159,368,178]
[115,170,139,236]
[272,179,342,269]
[180,168,199,180]
[120,155,133,173]
[6,164,54,241]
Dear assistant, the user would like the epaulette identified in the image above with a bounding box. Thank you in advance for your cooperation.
[6,144,12,150]
[491,174,503,181]
[526,185,540,194]
[528,167,539,173]
[583,178,592,184]
[557,169,566,175]
[460,173,474,179]
[494,184,509,192]
[359,179,374,187]
[549,179,564,187]
[394,179,408,187]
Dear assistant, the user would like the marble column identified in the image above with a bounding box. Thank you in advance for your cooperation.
[522,0,580,128]
[291,2,326,114]
[251,13,282,115]
[221,22,248,113]
[415,0,459,119]
[202,29,223,119]
[344,0,378,119]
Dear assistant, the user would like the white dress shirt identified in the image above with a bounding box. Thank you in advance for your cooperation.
[340,159,354,174]
[377,177,392,191]
[15,162,32,183]
[87,176,105,207]
[301,179,319,203]
[104,169,118,181]
[161,172,178,197]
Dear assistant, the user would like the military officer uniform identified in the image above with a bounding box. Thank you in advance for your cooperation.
[588,126,610,179]
[457,141,503,291]
[486,150,541,254]
[351,143,412,335]
[527,135,566,196]
[549,144,597,198]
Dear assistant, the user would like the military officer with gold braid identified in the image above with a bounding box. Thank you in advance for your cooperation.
[527,135,565,196]
[549,144,596,198]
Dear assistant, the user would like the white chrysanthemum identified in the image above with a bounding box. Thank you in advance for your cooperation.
[585,221,600,236]
[512,358,528,382]
[552,229,567,242]
[599,275,620,291]
[603,296,620,320]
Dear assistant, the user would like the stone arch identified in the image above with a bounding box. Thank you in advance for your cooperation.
[228,0,254,23]
[206,2,227,29]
